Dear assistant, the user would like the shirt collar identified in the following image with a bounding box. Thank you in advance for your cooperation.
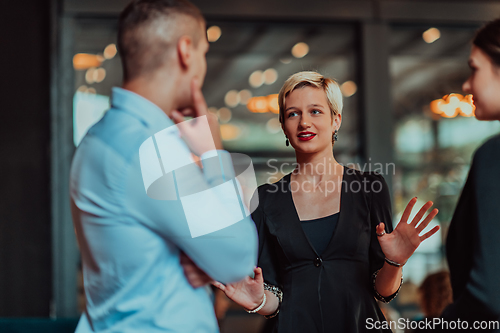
[110,87,174,130]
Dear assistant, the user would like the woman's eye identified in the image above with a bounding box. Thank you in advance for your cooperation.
[288,112,298,118]
[312,109,321,114]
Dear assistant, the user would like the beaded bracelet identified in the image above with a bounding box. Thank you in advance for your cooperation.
[245,293,266,313]
[372,268,403,303]
[263,282,283,319]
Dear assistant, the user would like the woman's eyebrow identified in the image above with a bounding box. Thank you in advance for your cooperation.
[286,104,325,112]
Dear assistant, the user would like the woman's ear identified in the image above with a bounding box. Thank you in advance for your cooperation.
[177,36,193,70]
[333,113,342,130]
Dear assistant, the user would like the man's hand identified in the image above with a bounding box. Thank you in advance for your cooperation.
[171,78,223,155]
[180,252,213,288]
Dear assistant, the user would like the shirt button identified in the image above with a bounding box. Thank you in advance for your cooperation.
[314,257,322,267]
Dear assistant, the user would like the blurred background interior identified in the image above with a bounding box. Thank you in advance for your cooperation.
[1,0,500,332]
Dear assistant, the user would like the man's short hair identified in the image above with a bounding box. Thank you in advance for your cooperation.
[117,0,205,81]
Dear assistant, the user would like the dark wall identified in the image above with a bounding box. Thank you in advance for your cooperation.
[0,0,52,316]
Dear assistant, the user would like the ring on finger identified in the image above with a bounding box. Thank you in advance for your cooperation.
[376,231,386,237]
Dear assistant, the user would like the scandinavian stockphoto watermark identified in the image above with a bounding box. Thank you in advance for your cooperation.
[366,318,500,331]
[265,158,396,196]
[138,115,258,238]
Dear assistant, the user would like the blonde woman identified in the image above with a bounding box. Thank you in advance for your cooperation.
[212,71,439,332]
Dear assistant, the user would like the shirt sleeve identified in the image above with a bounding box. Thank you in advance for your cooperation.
[123,144,259,285]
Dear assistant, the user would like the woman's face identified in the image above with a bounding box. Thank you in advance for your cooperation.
[282,86,341,154]
[463,45,500,121]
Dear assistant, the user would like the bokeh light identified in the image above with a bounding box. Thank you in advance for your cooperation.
[264,68,278,85]
[266,118,282,134]
[73,54,102,70]
[238,89,253,105]
[291,42,309,58]
[423,28,441,44]
[217,107,232,123]
[220,123,241,141]
[249,70,265,88]
[224,90,240,107]
[207,26,222,42]
[103,44,117,59]
[340,81,357,97]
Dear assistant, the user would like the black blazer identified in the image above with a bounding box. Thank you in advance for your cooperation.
[442,134,500,332]
[252,167,394,333]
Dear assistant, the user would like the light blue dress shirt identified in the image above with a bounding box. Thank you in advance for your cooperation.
[70,88,258,333]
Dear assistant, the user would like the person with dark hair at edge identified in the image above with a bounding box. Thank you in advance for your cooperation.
[442,19,500,332]
[70,0,258,332]
[411,271,452,333]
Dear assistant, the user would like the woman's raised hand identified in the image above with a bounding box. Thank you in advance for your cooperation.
[212,267,265,311]
[377,198,440,265]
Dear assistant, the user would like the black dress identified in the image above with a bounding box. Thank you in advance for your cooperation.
[442,134,500,332]
[251,167,396,333]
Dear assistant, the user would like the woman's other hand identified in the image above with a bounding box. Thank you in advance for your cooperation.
[180,252,213,288]
[377,198,440,265]
[212,267,265,311]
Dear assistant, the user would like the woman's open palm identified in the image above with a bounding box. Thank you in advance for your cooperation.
[377,198,440,265]
[212,267,265,310]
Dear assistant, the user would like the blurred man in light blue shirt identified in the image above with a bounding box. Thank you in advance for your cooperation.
[70,1,258,332]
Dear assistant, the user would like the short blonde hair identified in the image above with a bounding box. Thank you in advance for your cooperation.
[278,71,343,124]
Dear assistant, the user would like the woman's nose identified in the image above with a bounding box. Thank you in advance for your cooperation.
[300,116,311,128]
[462,78,471,93]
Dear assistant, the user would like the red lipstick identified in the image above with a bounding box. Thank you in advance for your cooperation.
[297,131,316,141]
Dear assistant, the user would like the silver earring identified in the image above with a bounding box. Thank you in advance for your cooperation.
[333,129,338,142]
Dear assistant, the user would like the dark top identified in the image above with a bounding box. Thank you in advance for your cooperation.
[301,213,339,256]
[251,167,394,333]
[442,134,500,332]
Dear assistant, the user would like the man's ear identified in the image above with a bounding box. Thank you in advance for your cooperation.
[177,35,193,70]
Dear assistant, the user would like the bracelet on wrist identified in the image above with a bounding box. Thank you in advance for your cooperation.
[263,282,282,319]
[385,257,406,267]
[245,293,266,314]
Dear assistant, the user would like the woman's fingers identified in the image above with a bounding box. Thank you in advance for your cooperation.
[419,225,440,242]
[253,267,263,283]
[212,281,226,292]
[376,222,385,235]
[416,208,439,234]
[400,197,418,224]
[410,201,434,227]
